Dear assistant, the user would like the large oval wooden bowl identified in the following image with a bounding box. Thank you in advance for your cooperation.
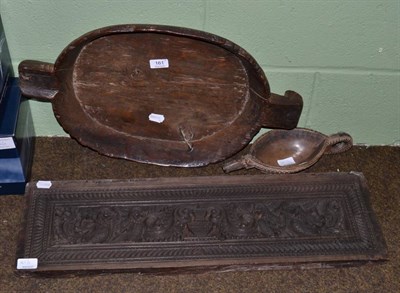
[19,24,303,167]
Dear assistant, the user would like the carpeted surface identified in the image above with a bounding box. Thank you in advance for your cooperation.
[1,137,399,292]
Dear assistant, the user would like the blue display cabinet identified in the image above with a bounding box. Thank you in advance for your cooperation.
[0,15,34,195]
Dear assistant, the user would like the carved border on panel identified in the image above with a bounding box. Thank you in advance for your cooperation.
[22,177,384,266]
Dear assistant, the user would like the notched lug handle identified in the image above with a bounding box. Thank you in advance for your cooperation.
[260,90,303,130]
[18,60,59,102]
[324,132,353,154]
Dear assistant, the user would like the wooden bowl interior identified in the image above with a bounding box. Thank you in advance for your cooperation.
[252,130,326,168]
[59,33,250,141]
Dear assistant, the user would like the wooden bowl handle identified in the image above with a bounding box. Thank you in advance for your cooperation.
[223,155,255,173]
[222,158,246,173]
[18,60,58,101]
[260,90,303,129]
[324,132,353,154]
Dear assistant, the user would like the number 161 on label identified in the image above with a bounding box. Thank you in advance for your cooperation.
[149,59,169,69]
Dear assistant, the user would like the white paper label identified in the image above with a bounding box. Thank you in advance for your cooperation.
[277,156,296,167]
[0,137,15,150]
[17,258,38,270]
[149,59,169,69]
[148,113,165,123]
[36,181,52,189]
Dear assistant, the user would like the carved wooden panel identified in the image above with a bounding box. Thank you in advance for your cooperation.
[17,173,387,275]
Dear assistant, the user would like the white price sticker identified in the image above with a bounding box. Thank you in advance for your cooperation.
[277,156,296,167]
[149,59,169,69]
[0,137,16,150]
[36,181,52,189]
[17,258,38,270]
[148,113,165,123]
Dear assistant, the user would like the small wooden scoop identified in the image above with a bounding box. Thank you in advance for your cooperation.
[223,128,353,173]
